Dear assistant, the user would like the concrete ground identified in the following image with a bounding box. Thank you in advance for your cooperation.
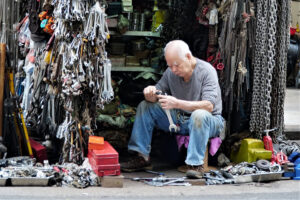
[0,169,299,200]
[284,88,300,133]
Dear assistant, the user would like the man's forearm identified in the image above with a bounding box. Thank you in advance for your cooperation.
[176,99,213,113]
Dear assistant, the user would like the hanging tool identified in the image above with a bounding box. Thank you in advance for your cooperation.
[2,75,21,158]
[7,65,33,157]
[0,44,6,137]
[3,97,21,157]
[1,45,25,156]
[77,123,84,161]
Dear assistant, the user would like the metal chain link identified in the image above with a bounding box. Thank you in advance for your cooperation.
[250,0,266,133]
[250,0,289,138]
[272,0,290,140]
[264,0,277,131]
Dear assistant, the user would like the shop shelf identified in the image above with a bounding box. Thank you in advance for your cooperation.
[110,31,160,37]
[111,66,160,73]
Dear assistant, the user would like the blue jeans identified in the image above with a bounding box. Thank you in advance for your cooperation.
[128,101,225,166]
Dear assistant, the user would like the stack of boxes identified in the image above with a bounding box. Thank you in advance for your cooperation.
[88,136,121,177]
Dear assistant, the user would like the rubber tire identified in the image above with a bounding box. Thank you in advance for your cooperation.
[256,159,271,170]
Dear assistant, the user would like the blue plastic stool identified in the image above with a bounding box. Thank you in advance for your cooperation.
[293,164,300,180]
[284,171,295,178]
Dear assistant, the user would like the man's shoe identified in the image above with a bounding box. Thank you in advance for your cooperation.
[178,163,212,173]
[185,165,204,179]
[121,155,151,172]
[177,165,190,173]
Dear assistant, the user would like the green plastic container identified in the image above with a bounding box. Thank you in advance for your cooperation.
[231,138,272,163]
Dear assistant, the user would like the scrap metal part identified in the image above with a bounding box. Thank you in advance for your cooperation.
[132,176,191,187]
[0,158,99,188]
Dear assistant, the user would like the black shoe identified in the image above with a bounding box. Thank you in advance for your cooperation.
[121,155,151,172]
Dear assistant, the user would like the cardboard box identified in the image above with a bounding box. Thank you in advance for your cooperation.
[126,55,140,66]
[110,56,126,67]
[100,175,124,188]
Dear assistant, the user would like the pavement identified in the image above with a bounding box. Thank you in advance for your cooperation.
[284,88,300,133]
[0,169,299,200]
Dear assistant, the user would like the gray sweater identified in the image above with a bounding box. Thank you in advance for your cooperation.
[155,58,222,115]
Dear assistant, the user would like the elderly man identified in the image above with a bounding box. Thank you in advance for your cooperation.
[121,40,224,177]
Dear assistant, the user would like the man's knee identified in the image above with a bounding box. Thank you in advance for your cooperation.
[137,100,147,109]
[137,100,160,113]
[190,109,212,129]
[138,100,156,109]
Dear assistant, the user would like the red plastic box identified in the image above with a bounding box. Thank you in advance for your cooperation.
[29,138,48,163]
[88,141,119,165]
[88,141,121,177]
[88,136,104,150]
[89,156,121,177]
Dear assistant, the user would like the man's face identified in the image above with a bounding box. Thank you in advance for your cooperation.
[165,51,190,77]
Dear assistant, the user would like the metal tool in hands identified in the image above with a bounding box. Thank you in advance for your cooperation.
[165,108,179,132]
[156,91,180,133]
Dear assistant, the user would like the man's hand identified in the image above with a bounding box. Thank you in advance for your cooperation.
[158,95,178,110]
[143,86,158,102]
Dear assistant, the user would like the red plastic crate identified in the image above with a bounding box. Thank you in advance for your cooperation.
[89,157,121,177]
[88,141,119,165]
[29,138,48,163]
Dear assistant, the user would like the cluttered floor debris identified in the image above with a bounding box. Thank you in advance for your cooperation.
[0,139,299,188]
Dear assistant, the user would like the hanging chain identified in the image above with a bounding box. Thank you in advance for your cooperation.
[272,0,290,140]
[250,0,266,134]
[264,0,277,131]
[250,0,290,139]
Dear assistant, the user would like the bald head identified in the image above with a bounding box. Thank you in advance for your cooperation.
[163,40,196,80]
[164,40,192,61]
